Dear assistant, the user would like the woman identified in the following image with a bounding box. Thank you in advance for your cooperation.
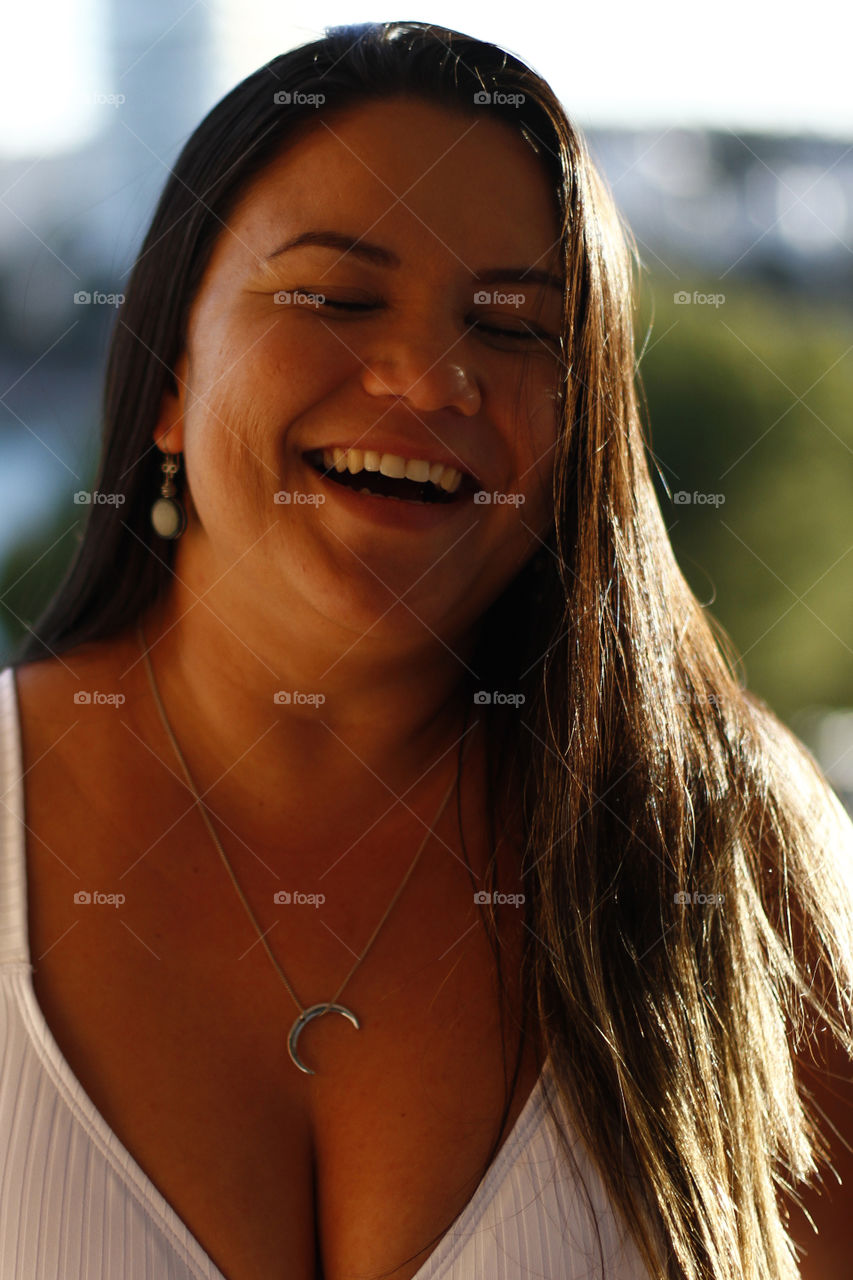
[1,20,851,1280]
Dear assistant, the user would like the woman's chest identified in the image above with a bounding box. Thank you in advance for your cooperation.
[25,795,541,1280]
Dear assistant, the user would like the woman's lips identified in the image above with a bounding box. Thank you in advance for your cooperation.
[303,450,467,505]
[300,452,478,530]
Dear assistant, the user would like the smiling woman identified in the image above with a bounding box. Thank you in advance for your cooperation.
[1,19,852,1280]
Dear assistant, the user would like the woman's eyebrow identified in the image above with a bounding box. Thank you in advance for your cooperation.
[265,228,564,291]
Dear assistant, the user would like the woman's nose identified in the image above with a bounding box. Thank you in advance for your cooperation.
[361,335,481,416]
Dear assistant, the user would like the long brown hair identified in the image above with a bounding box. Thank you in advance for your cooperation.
[12,22,853,1279]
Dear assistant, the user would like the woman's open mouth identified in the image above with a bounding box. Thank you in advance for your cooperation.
[303,447,478,505]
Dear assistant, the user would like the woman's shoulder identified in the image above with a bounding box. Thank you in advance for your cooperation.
[13,631,137,732]
[11,633,144,806]
[12,631,159,909]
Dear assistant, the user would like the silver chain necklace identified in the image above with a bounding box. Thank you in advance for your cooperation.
[137,621,463,1075]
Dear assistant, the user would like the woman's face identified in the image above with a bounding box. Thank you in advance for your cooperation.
[156,95,564,646]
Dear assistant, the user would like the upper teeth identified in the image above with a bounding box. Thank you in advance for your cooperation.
[322,447,464,494]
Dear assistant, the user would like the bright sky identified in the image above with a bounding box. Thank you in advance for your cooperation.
[1,0,852,156]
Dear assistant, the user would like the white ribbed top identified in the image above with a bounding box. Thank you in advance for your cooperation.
[0,663,653,1279]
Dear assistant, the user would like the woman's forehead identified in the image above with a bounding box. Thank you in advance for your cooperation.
[221,100,561,272]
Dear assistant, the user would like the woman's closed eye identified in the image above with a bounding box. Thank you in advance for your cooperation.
[287,292,558,343]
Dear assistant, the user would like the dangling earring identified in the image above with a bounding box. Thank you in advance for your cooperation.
[150,452,186,539]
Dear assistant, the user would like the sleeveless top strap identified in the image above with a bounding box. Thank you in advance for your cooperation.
[0,667,30,966]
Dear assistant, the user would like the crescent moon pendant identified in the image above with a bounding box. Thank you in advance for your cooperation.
[287,1003,361,1075]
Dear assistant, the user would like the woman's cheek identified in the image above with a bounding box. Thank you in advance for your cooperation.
[262,318,354,390]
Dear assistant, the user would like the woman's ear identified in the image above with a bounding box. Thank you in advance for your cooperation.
[153,353,188,454]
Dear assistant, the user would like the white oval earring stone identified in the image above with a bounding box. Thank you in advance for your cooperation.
[150,497,186,539]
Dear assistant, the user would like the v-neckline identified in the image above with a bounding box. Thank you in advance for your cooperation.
[2,664,550,1280]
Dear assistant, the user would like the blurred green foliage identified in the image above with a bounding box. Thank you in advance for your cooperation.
[2,276,851,725]
[635,275,853,723]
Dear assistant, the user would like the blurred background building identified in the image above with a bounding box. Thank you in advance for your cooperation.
[1,0,851,811]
